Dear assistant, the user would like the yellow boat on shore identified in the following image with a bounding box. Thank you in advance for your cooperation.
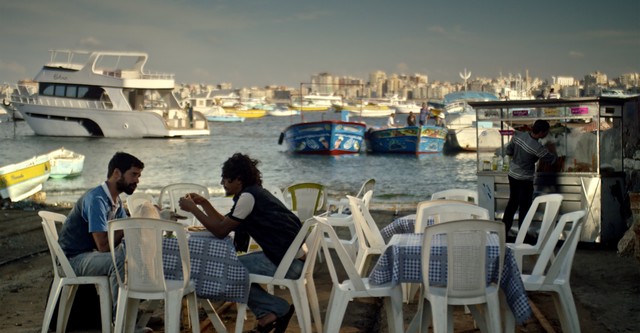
[0,154,51,202]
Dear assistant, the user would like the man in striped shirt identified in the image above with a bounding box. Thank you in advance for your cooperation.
[503,120,557,235]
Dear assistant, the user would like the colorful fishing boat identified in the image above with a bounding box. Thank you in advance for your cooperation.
[279,120,366,155]
[366,125,448,154]
[0,154,51,202]
[47,147,85,179]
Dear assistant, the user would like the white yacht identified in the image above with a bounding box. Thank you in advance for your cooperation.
[10,50,210,138]
[289,93,344,111]
[444,91,503,151]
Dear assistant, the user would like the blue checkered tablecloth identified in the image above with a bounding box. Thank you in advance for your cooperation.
[381,214,416,242]
[369,233,532,325]
[163,235,249,303]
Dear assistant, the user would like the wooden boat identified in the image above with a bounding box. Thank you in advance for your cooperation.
[47,147,85,179]
[0,154,51,202]
[366,125,448,154]
[279,120,366,155]
[225,106,266,119]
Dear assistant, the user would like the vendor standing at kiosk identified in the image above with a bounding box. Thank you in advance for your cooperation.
[502,120,557,235]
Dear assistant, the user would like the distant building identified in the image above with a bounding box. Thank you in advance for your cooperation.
[584,71,608,96]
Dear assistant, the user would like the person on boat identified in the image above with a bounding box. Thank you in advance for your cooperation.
[57,152,149,331]
[178,153,300,333]
[502,120,557,236]
[387,113,397,127]
[186,102,194,128]
[419,102,428,125]
[407,111,416,126]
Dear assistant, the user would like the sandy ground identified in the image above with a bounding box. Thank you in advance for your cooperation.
[1,205,639,332]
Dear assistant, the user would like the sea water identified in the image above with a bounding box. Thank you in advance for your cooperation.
[0,112,492,209]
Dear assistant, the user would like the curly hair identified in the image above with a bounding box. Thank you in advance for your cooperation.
[221,153,262,187]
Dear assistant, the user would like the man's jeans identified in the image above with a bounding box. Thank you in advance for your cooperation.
[238,251,304,319]
[68,244,125,315]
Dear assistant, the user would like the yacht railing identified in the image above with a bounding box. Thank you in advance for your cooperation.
[11,94,114,110]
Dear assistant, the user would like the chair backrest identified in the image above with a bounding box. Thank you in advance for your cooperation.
[108,218,191,292]
[157,183,210,226]
[530,210,585,283]
[263,184,287,206]
[271,218,322,280]
[126,192,156,217]
[513,194,564,246]
[283,182,326,222]
[430,188,478,204]
[414,200,490,233]
[210,196,235,215]
[315,218,368,292]
[355,178,376,199]
[39,211,77,279]
[348,192,385,250]
[422,219,505,298]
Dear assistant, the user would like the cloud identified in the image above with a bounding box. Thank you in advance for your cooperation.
[568,51,584,59]
[427,26,446,34]
[79,37,102,47]
[584,29,640,46]
[0,59,26,75]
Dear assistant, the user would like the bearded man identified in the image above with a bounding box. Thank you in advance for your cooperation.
[58,151,144,325]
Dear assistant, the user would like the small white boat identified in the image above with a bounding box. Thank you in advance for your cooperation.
[267,107,299,117]
[394,101,421,114]
[47,147,85,179]
[0,154,51,202]
[198,105,245,122]
[347,103,395,118]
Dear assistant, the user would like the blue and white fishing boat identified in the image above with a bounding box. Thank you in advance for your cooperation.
[279,120,366,155]
[366,125,448,154]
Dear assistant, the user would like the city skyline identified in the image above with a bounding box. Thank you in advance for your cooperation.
[1,0,638,88]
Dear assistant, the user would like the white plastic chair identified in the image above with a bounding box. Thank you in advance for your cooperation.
[157,183,210,226]
[235,218,323,333]
[430,188,478,204]
[507,193,564,272]
[519,210,586,333]
[126,192,156,217]
[405,200,489,303]
[417,219,506,333]
[320,190,374,263]
[108,218,199,333]
[39,211,112,333]
[263,184,287,206]
[349,192,387,275]
[314,218,404,333]
[414,199,490,233]
[331,178,376,215]
[283,182,327,222]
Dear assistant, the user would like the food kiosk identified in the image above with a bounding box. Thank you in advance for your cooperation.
[468,97,633,244]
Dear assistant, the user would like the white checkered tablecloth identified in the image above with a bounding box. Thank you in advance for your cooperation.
[369,232,532,325]
[163,236,249,303]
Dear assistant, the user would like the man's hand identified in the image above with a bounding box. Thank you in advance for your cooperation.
[185,192,208,205]
[179,196,199,213]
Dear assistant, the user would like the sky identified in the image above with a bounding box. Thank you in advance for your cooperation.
[1,0,638,88]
